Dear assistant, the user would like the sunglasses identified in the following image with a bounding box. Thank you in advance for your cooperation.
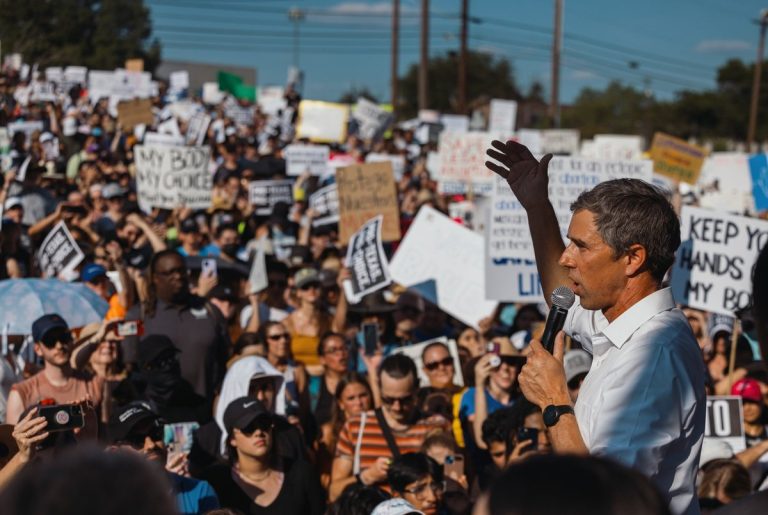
[267,333,290,341]
[155,267,186,277]
[240,415,273,435]
[424,356,454,371]
[119,424,163,449]
[495,356,523,368]
[322,345,348,355]
[299,282,321,291]
[381,393,415,406]
[41,332,73,349]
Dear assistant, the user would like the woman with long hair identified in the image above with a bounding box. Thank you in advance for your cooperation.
[258,321,309,416]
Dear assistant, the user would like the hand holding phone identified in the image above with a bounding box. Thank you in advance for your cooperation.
[201,258,217,278]
[117,320,144,337]
[38,404,85,433]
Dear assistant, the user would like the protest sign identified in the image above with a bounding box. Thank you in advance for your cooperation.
[284,144,330,176]
[248,180,294,216]
[202,82,224,105]
[515,129,543,154]
[45,67,63,84]
[158,118,181,138]
[88,70,116,101]
[185,112,211,146]
[64,66,88,86]
[488,157,653,261]
[699,153,754,214]
[437,132,503,191]
[488,99,518,134]
[418,110,440,123]
[16,156,32,182]
[748,154,768,212]
[8,121,44,141]
[135,145,212,210]
[117,98,154,130]
[169,70,189,91]
[296,100,348,143]
[336,162,401,242]
[258,86,287,116]
[143,132,185,147]
[390,206,497,328]
[365,153,406,181]
[38,221,85,279]
[345,215,391,301]
[485,255,544,303]
[309,183,339,226]
[353,98,392,139]
[588,134,644,161]
[248,247,268,294]
[224,99,254,126]
[650,132,707,185]
[391,337,464,387]
[704,396,746,453]
[30,81,57,103]
[540,129,580,155]
[440,114,469,133]
[671,206,768,316]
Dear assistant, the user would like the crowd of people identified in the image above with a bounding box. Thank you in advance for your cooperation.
[0,62,767,515]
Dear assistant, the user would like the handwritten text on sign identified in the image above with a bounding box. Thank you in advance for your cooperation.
[489,157,653,260]
[135,145,212,210]
[336,162,401,242]
[671,206,768,316]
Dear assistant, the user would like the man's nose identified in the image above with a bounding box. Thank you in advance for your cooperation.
[558,245,576,268]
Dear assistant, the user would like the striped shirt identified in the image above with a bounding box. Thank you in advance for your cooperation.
[336,410,449,470]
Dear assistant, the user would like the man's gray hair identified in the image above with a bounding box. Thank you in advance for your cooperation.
[571,179,680,282]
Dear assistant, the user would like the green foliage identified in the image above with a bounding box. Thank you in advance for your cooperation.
[0,0,160,72]
[398,50,522,118]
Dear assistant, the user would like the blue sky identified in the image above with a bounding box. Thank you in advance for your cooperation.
[146,0,764,105]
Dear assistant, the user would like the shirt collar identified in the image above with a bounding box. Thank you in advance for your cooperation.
[601,287,676,349]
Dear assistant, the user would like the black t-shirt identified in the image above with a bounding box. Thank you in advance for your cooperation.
[312,377,334,427]
[203,458,325,515]
[745,426,768,449]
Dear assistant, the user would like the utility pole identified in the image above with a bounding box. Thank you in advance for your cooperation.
[392,0,400,117]
[458,0,468,114]
[419,0,429,111]
[288,8,305,70]
[748,10,768,152]
[550,0,563,128]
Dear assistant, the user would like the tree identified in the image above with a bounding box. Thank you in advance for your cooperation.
[398,50,521,118]
[338,86,379,104]
[0,0,160,72]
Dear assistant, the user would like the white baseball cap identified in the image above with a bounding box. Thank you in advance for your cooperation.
[371,499,424,515]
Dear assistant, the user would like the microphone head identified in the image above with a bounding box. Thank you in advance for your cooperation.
[551,286,575,309]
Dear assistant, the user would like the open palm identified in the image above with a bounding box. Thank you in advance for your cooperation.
[485,140,553,209]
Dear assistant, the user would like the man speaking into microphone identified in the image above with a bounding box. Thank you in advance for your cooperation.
[486,141,705,515]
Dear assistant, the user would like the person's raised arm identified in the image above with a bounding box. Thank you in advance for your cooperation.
[126,213,167,253]
[485,140,568,305]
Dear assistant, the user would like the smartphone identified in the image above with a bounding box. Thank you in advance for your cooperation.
[201,258,217,278]
[62,204,88,217]
[38,404,85,433]
[517,427,539,452]
[486,342,501,368]
[362,323,378,356]
[117,320,144,337]
[443,454,465,478]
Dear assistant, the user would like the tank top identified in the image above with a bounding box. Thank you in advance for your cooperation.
[11,370,104,409]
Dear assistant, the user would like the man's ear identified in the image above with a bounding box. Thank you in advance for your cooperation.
[624,243,648,277]
[33,342,44,358]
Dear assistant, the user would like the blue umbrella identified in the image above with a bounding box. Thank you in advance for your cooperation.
[0,278,109,335]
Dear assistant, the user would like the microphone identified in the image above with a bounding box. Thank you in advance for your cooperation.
[541,286,575,353]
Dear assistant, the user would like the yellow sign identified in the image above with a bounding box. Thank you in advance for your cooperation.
[650,132,707,184]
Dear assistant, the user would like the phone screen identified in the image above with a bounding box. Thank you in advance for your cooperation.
[362,323,378,356]
[201,258,217,278]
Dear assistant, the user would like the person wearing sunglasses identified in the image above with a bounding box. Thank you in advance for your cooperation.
[108,401,221,515]
[417,342,461,422]
[6,314,103,426]
[259,322,309,418]
[388,453,450,515]
[202,396,325,515]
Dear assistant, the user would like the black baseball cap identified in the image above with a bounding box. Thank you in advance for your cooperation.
[108,401,160,443]
[179,217,199,234]
[223,397,271,435]
[31,314,69,342]
[209,284,239,302]
[136,334,179,367]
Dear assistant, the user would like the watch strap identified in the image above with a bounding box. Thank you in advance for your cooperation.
[544,404,574,427]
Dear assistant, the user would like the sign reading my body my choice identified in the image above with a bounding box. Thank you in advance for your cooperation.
[135,145,212,210]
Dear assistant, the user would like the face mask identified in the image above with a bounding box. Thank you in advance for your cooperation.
[499,304,517,327]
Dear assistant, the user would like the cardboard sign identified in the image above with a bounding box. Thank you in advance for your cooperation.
[125,59,144,72]
[117,98,154,130]
[748,154,768,212]
[488,157,654,260]
[296,100,348,143]
[650,132,707,185]
[671,206,768,316]
[540,129,580,155]
[488,99,518,134]
[345,216,392,301]
[391,337,464,387]
[248,180,294,216]
[38,221,85,279]
[336,162,401,243]
[185,112,211,146]
[284,144,330,176]
[389,206,497,328]
[309,183,339,226]
[135,145,212,209]
[353,98,392,139]
[704,396,746,453]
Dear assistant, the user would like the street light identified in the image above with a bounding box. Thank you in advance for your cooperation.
[747,9,768,152]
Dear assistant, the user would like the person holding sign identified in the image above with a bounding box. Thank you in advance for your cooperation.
[485,140,706,515]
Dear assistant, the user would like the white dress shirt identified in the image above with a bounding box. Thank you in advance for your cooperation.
[566,288,706,515]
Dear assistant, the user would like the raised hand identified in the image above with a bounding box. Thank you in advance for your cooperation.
[485,140,553,210]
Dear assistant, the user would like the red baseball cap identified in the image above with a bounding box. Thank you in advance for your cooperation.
[731,378,763,403]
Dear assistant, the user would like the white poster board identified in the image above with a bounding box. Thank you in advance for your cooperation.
[698,153,755,214]
[390,206,497,328]
[135,145,212,209]
[540,129,580,155]
[588,134,645,161]
[284,144,330,176]
[441,114,470,133]
[671,206,768,316]
[296,100,348,143]
[488,99,518,134]
[437,131,506,191]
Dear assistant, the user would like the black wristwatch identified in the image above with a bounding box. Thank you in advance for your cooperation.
[543,404,574,427]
